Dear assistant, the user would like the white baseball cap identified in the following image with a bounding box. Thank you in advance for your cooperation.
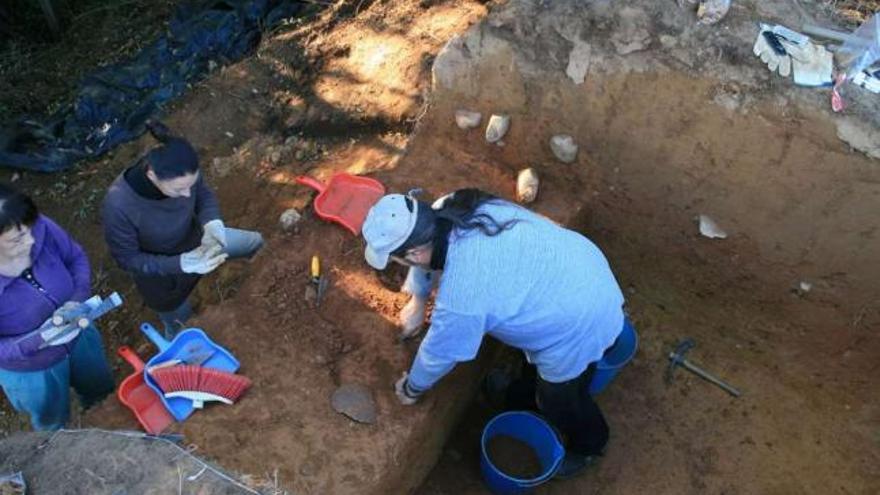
[362,193,419,269]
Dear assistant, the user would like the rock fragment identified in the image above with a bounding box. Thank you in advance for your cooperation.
[550,135,578,163]
[455,110,482,129]
[485,114,510,143]
[516,168,540,204]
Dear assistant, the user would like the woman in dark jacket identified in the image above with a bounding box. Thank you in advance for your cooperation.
[0,184,114,430]
[102,124,263,338]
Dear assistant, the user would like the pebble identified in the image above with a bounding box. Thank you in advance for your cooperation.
[485,114,510,143]
[279,208,302,232]
[455,110,482,129]
[697,0,731,25]
[516,168,540,203]
[269,150,282,165]
[549,134,578,163]
[698,214,728,239]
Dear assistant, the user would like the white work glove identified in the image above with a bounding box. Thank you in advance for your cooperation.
[52,301,84,322]
[40,314,87,346]
[201,219,227,249]
[753,26,792,77]
[400,296,427,340]
[394,372,423,406]
[787,41,833,87]
[180,244,228,274]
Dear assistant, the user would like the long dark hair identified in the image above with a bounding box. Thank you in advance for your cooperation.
[433,188,518,237]
[394,188,517,268]
[0,182,38,234]
[143,121,200,180]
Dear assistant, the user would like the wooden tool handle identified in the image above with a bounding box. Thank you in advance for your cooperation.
[311,254,321,280]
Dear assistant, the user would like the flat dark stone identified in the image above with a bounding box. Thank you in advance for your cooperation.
[331,384,377,424]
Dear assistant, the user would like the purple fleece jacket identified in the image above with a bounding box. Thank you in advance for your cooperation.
[0,216,91,371]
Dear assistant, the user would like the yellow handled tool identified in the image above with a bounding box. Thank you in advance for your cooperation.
[310,254,330,307]
[311,254,321,281]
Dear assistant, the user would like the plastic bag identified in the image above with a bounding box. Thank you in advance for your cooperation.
[839,14,880,78]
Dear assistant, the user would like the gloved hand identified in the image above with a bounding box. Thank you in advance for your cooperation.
[201,219,227,249]
[787,41,833,87]
[180,244,228,274]
[51,301,86,324]
[39,315,87,346]
[394,372,423,406]
[400,296,427,340]
[753,26,792,77]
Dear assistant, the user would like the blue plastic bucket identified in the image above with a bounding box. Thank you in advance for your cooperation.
[480,411,565,494]
[589,318,638,394]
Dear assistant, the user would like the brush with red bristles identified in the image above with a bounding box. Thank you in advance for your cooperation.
[149,365,252,408]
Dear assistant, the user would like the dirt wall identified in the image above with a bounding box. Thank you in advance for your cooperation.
[409,0,879,493]
[429,0,880,308]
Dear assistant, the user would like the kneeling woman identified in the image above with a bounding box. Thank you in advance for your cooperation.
[362,189,628,478]
[0,184,114,430]
[102,125,263,338]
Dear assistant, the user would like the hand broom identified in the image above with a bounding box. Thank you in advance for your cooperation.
[149,365,252,408]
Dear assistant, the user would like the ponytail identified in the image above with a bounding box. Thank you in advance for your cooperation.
[434,188,518,237]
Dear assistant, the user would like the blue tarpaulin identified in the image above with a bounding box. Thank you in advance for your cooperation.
[0,0,304,172]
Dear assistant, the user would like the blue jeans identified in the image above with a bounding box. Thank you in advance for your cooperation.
[158,226,263,339]
[0,326,115,431]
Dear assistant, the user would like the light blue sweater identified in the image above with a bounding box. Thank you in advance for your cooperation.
[407,201,625,391]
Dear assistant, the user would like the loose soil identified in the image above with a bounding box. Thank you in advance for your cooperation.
[486,434,543,480]
[0,429,257,494]
[1,0,879,494]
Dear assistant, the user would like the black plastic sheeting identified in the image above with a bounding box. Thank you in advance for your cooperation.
[0,0,304,173]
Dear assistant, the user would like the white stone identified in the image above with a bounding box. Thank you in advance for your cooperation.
[549,135,578,163]
[279,208,302,232]
[455,110,482,129]
[697,0,731,25]
[516,168,540,203]
[485,114,510,143]
[698,214,728,239]
[566,40,592,85]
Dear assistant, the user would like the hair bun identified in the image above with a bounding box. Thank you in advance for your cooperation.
[145,120,172,143]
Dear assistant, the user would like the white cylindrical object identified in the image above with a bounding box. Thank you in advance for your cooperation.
[516,168,540,203]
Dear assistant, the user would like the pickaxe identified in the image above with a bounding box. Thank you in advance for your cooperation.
[666,338,741,397]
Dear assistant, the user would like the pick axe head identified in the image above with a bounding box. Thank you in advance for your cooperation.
[665,338,695,383]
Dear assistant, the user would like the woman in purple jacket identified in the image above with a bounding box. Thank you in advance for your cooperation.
[0,184,114,430]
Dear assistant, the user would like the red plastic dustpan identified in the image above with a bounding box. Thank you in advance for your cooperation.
[296,173,385,235]
[117,346,174,434]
